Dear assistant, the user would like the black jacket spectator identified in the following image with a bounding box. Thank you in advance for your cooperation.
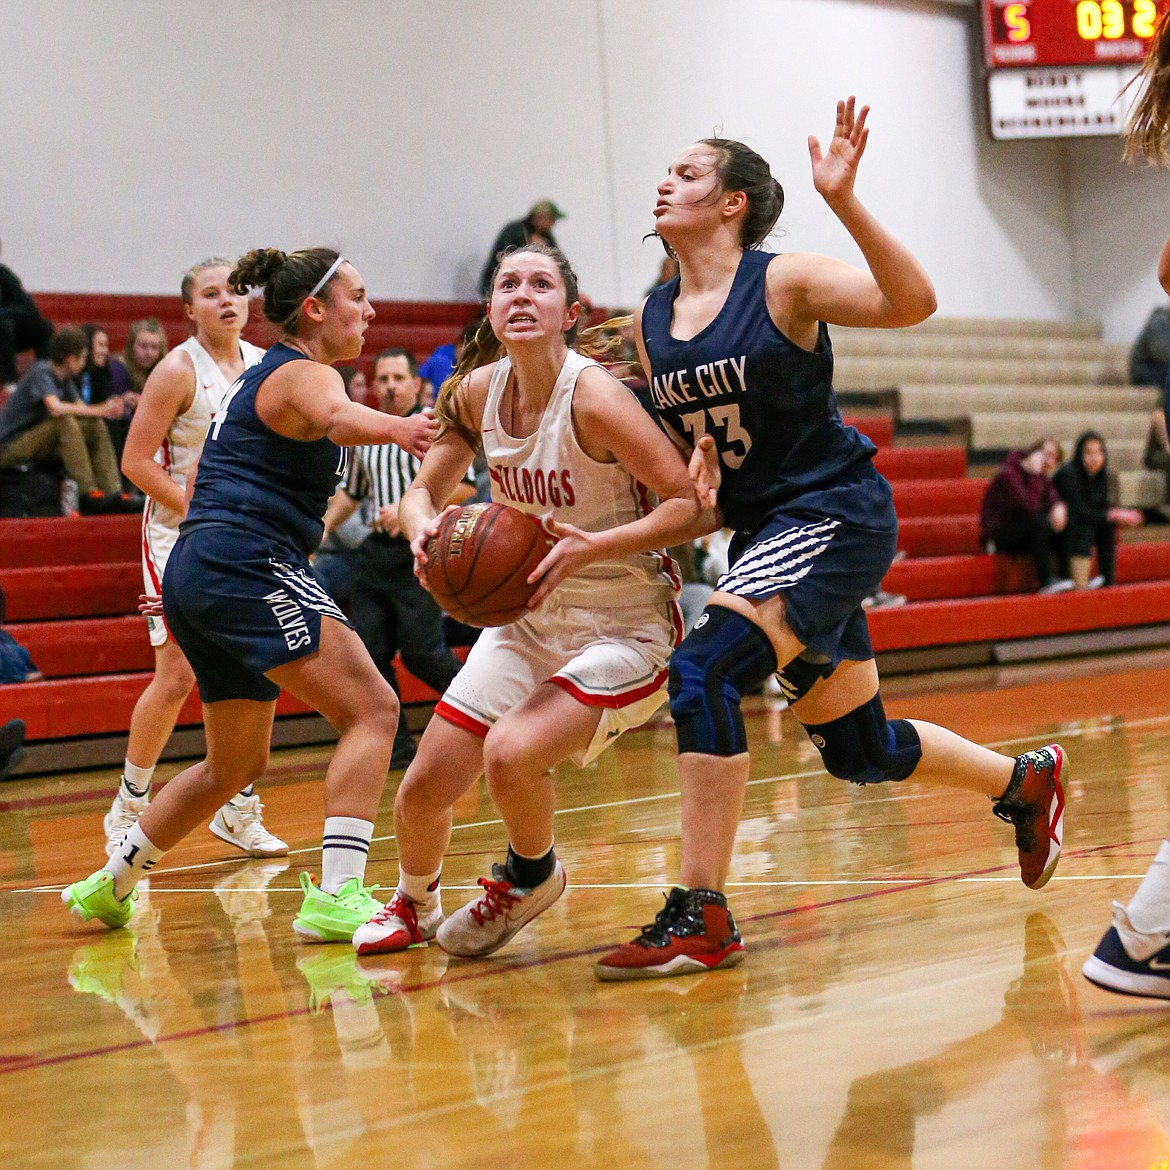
[1053,431,1143,587]
[479,200,564,296]
[1130,305,1170,386]
[0,257,53,387]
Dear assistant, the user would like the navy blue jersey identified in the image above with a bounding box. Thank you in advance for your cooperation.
[184,343,348,556]
[641,249,875,536]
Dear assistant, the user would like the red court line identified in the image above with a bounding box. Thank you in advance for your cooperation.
[0,848,1114,1077]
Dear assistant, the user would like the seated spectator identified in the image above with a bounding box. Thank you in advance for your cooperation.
[0,327,132,513]
[419,317,482,405]
[1146,406,1170,514]
[0,240,53,391]
[0,584,41,684]
[1053,431,1143,588]
[1130,300,1170,386]
[980,438,1073,594]
[479,200,565,296]
[338,364,373,408]
[108,318,167,477]
[78,325,115,405]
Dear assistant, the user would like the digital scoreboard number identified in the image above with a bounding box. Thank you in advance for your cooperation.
[983,0,1167,69]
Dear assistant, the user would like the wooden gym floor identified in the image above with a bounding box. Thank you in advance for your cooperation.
[5,648,1170,1169]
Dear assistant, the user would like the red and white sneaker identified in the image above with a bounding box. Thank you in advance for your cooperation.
[595,887,745,981]
[992,744,1066,890]
[436,861,566,958]
[353,892,443,956]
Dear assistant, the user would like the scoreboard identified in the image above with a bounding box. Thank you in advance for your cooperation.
[984,0,1165,69]
[981,0,1170,138]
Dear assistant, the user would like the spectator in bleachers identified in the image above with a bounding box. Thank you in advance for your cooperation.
[980,438,1073,594]
[1053,431,1143,588]
[479,200,565,296]
[1130,300,1170,386]
[0,583,42,684]
[0,241,53,392]
[108,318,166,478]
[418,317,482,405]
[0,326,130,513]
[78,325,116,406]
[338,364,372,407]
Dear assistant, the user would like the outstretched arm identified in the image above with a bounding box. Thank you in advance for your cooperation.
[769,96,937,334]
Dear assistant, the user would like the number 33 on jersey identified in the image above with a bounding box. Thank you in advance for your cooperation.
[641,249,877,535]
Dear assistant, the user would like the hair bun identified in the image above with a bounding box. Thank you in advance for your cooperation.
[229,248,288,296]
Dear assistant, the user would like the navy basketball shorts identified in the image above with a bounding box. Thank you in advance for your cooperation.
[162,522,352,704]
[716,464,898,668]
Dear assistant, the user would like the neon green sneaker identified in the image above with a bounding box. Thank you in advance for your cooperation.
[61,869,137,929]
[292,872,382,943]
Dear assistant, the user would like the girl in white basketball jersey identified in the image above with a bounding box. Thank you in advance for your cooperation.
[102,259,286,859]
[352,243,717,958]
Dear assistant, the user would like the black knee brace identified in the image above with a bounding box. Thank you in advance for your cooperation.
[773,652,834,704]
[668,607,778,756]
[802,692,922,785]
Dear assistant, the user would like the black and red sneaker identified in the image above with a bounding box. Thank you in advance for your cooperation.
[595,887,745,981]
[992,744,1066,890]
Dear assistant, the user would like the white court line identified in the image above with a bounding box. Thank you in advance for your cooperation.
[20,710,1170,894]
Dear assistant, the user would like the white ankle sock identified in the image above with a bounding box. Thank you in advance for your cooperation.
[398,866,442,909]
[321,817,374,895]
[120,761,155,800]
[1126,840,1170,933]
[107,822,164,899]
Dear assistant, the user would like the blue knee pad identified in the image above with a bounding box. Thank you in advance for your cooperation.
[669,607,778,757]
[803,693,922,785]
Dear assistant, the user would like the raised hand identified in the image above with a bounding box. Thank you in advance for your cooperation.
[808,95,869,207]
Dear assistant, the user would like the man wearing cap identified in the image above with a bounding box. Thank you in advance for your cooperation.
[478,199,565,296]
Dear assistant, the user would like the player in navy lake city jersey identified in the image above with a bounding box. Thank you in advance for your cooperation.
[594,98,1068,981]
[1083,12,1170,1000]
[63,246,439,944]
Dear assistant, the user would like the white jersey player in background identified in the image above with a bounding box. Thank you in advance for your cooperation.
[102,258,287,858]
[352,243,717,959]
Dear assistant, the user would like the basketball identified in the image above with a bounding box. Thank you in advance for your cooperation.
[424,502,557,627]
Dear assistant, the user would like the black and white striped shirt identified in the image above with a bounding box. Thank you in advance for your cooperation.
[344,410,474,514]
[344,440,420,512]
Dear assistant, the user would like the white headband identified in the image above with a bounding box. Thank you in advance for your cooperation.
[307,255,345,299]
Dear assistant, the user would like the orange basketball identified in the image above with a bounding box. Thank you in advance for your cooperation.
[424,502,557,627]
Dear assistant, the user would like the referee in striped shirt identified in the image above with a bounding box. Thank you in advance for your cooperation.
[321,348,474,768]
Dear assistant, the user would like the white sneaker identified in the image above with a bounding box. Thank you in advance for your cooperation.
[209,795,289,857]
[1086,575,1106,590]
[353,891,444,955]
[103,789,150,858]
[436,860,566,958]
[1083,901,1170,999]
[1038,578,1076,595]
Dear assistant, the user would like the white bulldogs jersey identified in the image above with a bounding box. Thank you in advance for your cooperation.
[483,350,680,608]
[150,336,265,530]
